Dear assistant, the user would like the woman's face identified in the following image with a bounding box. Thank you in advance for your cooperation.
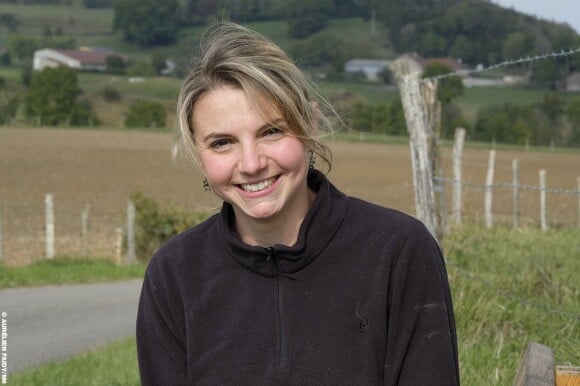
[193,85,311,227]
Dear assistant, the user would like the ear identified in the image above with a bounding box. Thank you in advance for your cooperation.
[310,101,319,136]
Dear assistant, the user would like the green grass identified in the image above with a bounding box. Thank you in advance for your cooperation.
[443,225,579,385]
[8,336,140,386]
[0,257,145,288]
[0,4,113,35]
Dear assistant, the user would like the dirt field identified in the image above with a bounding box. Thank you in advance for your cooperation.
[1,127,579,264]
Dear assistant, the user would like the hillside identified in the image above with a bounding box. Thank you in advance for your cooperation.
[0,0,579,147]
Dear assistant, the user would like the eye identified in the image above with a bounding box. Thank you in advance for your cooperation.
[262,126,284,137]
[208,138,232,149]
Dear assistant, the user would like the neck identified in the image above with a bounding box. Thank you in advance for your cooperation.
[235,188,316,247]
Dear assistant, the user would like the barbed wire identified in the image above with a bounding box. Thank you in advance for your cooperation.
[424,47,580,82]
[434,177,580,196]
[447,261,580,320]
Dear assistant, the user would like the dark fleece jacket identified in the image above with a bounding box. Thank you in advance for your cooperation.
[136,171,460,385]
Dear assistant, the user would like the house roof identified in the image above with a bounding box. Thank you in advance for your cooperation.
[53,49,127,65]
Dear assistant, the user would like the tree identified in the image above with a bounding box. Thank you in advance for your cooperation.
[422,63,464,104]
[125,100,166,128]
[286,0,332,39]
[530,61,567,90]
[113,0,181,46]
[567,97,580,145]
[24,66,96,126]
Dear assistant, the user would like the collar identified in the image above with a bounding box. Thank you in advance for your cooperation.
[218,170,350,277]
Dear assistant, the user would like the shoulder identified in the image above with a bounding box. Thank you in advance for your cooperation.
[144,213,220,282]
[346,196,426,236]
[341,195,438,260]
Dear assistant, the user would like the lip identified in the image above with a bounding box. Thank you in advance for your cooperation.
[236,175,281,197]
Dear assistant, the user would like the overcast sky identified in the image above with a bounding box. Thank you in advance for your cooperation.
[491,0,580,34]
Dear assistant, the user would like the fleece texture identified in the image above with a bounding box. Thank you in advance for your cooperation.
[137,170,460,385]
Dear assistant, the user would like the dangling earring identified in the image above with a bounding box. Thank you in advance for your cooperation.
[202,178,211,192]
[308,150,315,170]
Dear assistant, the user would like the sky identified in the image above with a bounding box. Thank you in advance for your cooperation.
[491,0,580,33]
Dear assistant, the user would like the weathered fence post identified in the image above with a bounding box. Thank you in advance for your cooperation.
[539,169,547,231]
[114,227,123,265]
[45,193,55,259]
[393,63,438,240]
[512,159,520,229]
[452,128,465,226]
[485,150,495,229]
[513,342,555,386]
[126,200,136,264]
[81,204,90,256]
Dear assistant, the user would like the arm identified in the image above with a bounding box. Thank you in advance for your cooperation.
[136,263,189,386]
[384,222,460,386]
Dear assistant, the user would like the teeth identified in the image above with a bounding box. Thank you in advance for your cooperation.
[241,177,276,192]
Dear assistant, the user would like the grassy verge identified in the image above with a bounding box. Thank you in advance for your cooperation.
[8,337,140,386]
[443,225,579,385]
[0,257,145,288]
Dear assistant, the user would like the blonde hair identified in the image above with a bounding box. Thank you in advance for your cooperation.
[176,22,336,171]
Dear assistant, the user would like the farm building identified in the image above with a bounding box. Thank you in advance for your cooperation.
[344,59,391,81]
[33,47,127,72]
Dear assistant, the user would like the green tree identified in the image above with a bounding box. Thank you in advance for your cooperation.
[24,66,92,126]
[125,100,166,128]
[530,61,567,90]
[106,54,126,74]
[286,0,332,39]
[567,97,580,145]
[422,63,464,104]
[113,0,181,46]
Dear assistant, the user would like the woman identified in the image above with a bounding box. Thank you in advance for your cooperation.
[137,22,459,385]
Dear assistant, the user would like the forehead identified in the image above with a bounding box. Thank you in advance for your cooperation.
[192,86,282,131]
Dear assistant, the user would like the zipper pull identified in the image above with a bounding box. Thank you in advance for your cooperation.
[265,247,273,262]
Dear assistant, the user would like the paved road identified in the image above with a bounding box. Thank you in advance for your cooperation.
[0,279,143,373]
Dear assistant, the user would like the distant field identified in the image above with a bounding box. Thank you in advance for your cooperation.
[1,127,579,264]
[0,3,113,35]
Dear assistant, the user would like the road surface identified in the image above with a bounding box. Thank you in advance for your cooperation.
[0,279,143,373]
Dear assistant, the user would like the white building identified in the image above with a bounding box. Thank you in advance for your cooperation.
[33,48,126,71]
[344,59,391,81]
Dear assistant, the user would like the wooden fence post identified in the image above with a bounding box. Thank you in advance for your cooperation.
[81,204,90,256]
[114,227,123,265]
[513,342,555,386]
[485,150,495,229]
[393,64,438,240]
[512,159,520,229]
[126,200,136,264]
[452,128,465,226]
[539,169,547,231]
[45,193,55,259]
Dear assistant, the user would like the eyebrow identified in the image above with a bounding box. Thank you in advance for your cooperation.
[201,118,288,143]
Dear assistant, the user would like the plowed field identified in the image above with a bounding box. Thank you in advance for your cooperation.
[1,127,579,264]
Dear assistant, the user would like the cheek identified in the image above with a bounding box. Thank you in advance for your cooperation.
[273,138,309,171]
[199,153,234,186]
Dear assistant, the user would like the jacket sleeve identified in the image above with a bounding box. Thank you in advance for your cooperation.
[136,262,189,386]
[384,221,460,386]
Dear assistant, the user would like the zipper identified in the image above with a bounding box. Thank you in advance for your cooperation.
[266,247,288,369]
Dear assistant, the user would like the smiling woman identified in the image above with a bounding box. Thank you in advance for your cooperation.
[136,22,460,386]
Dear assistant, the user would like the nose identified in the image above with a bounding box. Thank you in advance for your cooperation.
[238,143,266,174]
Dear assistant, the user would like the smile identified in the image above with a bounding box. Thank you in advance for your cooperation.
[239,176,278,193]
